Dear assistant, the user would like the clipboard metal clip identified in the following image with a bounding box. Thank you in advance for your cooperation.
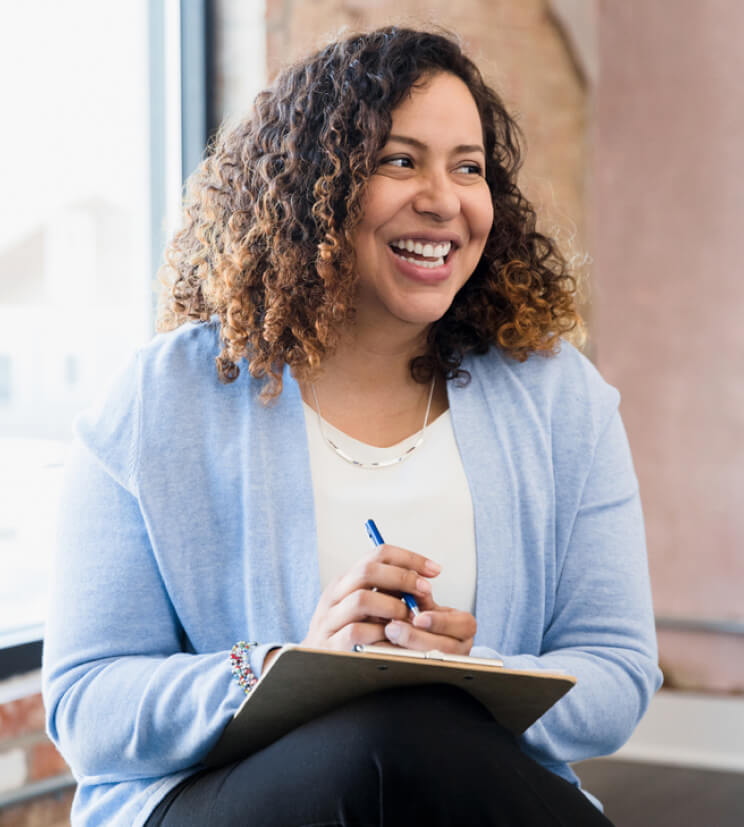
[353,644,503,668]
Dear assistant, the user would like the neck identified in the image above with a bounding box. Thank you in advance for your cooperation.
[297,318,443,448]
[319,319,429,392]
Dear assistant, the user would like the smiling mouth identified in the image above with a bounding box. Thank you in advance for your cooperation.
[388,239,454,269]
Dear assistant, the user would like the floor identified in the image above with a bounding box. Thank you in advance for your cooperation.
[574,759,744,827]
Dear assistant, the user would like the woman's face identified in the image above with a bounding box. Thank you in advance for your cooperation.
[350,71,494,332]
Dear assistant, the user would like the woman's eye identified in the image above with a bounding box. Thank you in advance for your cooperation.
[382,156,413,168]
[456,162,483,175]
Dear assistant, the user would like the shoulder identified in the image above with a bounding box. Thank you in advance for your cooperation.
[74,321,258,489]
[466,339,613,398]
[462,341,620,443]
[135,319,267,401]
[138,320,220,388]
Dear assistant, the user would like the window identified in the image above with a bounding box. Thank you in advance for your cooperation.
[0,354,11,404]
[0,0,212,665]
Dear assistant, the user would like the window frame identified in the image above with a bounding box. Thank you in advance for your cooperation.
[0,0,214,680]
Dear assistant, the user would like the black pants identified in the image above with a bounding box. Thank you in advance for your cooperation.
[146,685,614,826]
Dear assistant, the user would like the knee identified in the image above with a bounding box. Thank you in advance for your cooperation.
[294,686,537,824]
[332,685,516,784]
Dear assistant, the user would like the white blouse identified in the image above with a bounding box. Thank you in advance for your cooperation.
[302,402,477,613]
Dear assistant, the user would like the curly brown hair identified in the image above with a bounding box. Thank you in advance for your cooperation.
[158,26,583,398]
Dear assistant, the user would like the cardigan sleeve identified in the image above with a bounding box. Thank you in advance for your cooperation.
[41,351,275,782]
[471,404,663,766]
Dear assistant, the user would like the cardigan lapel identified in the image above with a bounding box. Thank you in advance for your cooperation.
[247,366,321,640]
[448,353,518,650]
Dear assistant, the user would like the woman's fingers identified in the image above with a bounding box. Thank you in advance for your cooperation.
[328,621,387,651]
[412,608,477,638]
[373,544,441,578]
[412,590,439,613]
[330,545,441,606]
[302,545,443,651]
[324,588,411,637]
[384,608,477,654]
[384,621,472,654]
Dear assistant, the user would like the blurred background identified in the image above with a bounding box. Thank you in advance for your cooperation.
[0,1,741,824]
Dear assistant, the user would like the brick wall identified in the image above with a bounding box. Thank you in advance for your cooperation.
[0,676,73,827]
[0,790,73,827]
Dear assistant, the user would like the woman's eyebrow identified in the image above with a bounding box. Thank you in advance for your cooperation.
[387,134,485,156]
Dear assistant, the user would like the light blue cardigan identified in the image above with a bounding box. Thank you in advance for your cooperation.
[42,321,662,826]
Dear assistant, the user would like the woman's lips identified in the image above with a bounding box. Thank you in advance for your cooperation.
[386,244,454,283]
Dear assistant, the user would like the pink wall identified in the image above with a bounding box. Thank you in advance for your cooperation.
[594,1,744,690]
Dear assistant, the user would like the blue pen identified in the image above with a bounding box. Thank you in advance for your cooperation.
[364,519,420,616]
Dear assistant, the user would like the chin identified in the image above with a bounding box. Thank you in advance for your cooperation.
[390,297,454,327]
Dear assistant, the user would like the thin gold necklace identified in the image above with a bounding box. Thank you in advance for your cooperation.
[310,378,436,470]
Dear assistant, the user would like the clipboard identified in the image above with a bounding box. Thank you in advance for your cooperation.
[205,645,576,768]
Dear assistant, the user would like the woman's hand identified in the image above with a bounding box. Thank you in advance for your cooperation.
[383,599,477,655]
[301,545,441,650]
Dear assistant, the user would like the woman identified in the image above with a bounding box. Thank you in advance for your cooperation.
[43,27,661,826]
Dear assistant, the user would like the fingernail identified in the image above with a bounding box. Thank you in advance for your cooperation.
[416,577,431,594]
[424,559,441,575]
[385,621,401,643]
[413,614,432,629]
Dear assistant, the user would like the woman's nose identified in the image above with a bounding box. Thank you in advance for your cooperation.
[412,171,460,221]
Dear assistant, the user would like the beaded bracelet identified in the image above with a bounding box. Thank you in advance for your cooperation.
[230,641,259,695]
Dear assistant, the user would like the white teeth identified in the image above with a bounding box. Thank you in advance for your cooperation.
[396,255,445,268]
[391,239,453,259]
